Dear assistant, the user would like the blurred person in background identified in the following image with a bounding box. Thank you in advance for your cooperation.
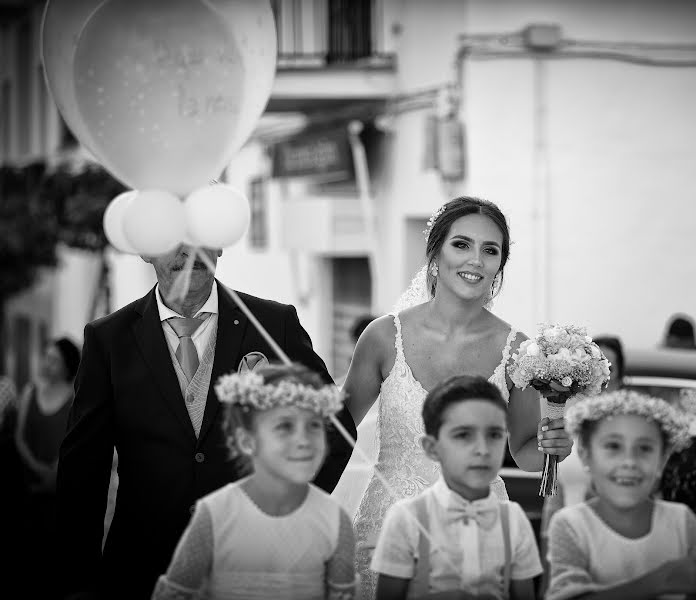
[336,314,377,388]
[660,389,696,513]
[662,314,696,350]
[14,337,81,599]
[539,335,625,592]
[0,373,25,589]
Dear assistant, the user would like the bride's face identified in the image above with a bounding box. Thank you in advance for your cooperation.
[435,213,503,302]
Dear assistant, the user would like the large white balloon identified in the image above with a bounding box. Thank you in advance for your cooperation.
[72,0,277,196]
[103,190,139,254]
[123,190,186,256]
[41,0,106,160]
[206,0,277,155]
[184,184,250,249]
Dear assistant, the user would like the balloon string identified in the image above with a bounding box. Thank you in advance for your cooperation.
[167,251,197,305]
[193,249,291,366]
[195,248,452,567]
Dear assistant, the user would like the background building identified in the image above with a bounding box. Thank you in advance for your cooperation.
[2,0,696,383]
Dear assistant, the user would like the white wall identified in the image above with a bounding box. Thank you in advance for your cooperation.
[460,0,696,346]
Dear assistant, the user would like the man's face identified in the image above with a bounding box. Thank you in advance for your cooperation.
[142,244,222,293]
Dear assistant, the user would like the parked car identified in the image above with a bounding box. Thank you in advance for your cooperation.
[501,346,696,536]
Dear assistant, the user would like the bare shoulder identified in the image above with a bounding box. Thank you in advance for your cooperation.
[357,314,397,352]
[486,311,529,348]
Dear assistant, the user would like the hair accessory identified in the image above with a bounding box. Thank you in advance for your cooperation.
[423,203,448,240]
[565,389,692,451]
[215,372,343,417]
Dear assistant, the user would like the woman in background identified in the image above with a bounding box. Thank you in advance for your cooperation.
[15,336,80,599]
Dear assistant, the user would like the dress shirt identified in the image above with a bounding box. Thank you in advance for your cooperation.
[155,283,219,360]
[371,476,542,598]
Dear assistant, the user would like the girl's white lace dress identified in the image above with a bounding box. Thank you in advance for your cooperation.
[353,314,517,599]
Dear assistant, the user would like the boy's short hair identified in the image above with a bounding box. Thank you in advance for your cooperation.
[422,375,507,437]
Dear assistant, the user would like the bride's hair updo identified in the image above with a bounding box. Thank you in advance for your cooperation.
[425,196,511,298]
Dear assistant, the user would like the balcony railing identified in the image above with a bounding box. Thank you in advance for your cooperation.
[271,0,394,69]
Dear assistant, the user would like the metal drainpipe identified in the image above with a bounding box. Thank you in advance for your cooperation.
[533,57,550,325]
[347,120,378,306]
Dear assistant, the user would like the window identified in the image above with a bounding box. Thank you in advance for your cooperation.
[16,20,31,155]
[328,0,372,63]
[37,64,48,153]
[248,177,268,249]
[1,79,11,160]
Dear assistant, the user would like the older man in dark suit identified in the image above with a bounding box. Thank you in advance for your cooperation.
[56,245,356,599]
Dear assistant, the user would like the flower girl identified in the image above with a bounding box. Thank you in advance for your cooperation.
[152,363,357,600]
[546,390,696,600]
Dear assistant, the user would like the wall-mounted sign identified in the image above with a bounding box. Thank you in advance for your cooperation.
[272,127,354,181]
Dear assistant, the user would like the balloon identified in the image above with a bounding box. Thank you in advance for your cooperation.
[40,0,106,160]
[123,189,186,256]
[103,190,139,254]
[206,0,277,154]
[73,0,277,196]
[184,184,250,249]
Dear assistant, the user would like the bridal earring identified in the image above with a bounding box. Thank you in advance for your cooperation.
[430,263,439,277]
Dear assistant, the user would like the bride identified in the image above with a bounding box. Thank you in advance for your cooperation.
[340,196,572,599]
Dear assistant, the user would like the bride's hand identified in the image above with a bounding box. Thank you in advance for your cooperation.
[537,417,573,462]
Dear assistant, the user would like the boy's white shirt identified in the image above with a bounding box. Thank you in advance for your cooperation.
[371,476,542,597]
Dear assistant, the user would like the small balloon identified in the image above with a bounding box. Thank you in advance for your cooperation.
[184,184,250,248]
[123,189,186,256]
[103,190,139,253]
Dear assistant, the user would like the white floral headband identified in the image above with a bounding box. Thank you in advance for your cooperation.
[423,203,448,240]
[215,372,344,418]
[565,389,693,451]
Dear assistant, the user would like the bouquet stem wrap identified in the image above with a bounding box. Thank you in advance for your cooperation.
[540,398,566,497]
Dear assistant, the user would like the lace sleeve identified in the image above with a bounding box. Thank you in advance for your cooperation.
[327,508,358,599]
[546,512,598,600]
[151,502,214,599]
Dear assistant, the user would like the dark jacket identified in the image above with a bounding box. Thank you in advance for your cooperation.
[56,282,356,599]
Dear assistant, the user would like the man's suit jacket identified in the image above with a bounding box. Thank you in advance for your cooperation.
[56,281,356,599]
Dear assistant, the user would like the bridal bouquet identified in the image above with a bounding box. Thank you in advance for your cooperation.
[508,324,611,496]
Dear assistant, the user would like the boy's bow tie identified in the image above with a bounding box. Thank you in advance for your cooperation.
[447,500,498,530]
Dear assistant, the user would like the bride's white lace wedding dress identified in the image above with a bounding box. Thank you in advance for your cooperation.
[353,313,518,599]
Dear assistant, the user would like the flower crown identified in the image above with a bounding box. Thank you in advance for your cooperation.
[215,372,344,417]
[423,203,448,240]
[565,389,693,451]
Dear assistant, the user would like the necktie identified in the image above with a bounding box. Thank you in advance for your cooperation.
[168,317,204,382]
[446,498,498,530]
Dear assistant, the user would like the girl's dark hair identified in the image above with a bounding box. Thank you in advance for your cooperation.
[221,363,326,462]
[422,374,507,437]
[593,335,625,381]
[665,315,696,348]
[425,196,511,298]
[53,337,81,381]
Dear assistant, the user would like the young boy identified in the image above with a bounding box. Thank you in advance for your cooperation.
[370,375,542,600]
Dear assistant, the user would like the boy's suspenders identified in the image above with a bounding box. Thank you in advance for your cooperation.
[409,498,512,599]
[410,495,431,598]
[500,502,512,593]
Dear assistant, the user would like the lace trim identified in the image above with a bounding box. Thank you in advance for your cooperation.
[392,314,405,364]
[491,328,517,401]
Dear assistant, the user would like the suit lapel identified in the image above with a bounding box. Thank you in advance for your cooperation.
[197,282,248,445]
[132,287,196,441]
